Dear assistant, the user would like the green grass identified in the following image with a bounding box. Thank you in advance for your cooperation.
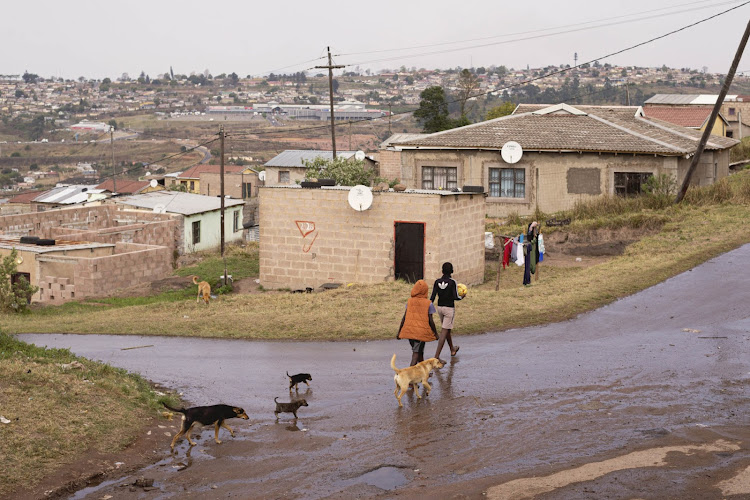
[0,333,179,496]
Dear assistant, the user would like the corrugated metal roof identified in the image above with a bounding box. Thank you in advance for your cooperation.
[644,94,739,105]
[264,150,358,168]
[114,191,244,216]
[33,185,103,204]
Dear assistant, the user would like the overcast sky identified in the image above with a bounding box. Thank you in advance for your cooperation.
[2,0,748,80]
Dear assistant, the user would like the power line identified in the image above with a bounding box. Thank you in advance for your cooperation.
[227,2,747,141]
[341,1,748,67]
[337,0,737,59]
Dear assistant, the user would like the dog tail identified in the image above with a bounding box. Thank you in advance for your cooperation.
[274,397,279,403]
[193,275,199,285]
[163,402,185,414]
[390,353,400,373]
[286,371,290,378]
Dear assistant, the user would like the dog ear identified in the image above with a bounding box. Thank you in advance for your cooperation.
[233,407,242,414]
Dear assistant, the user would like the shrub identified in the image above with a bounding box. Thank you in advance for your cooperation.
[0,249,39,313]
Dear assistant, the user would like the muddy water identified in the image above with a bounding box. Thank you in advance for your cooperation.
[18,244,750,499]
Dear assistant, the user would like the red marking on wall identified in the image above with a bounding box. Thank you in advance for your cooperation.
[296,221,316,237]
[296,220,318,252]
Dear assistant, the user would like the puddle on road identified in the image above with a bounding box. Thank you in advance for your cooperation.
[354,466,409,490]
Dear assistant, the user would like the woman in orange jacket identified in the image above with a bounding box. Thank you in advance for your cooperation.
[397,279,439,366]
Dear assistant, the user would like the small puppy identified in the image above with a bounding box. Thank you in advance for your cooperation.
[391,354,444,407]
[164,403,248,450]
[193,276,210,305]
[287,371,312,392]
[274,397,308,420]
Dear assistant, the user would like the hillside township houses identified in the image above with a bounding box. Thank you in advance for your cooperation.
[389,103,739,216]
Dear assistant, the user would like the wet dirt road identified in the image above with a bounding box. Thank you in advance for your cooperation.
[19,245,750,499]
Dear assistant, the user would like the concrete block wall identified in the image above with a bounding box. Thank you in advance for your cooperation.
[378,150,403,181]
[259,187,485,290]
[38,276,76,304]
[73,242,172,300]
[437,194,486,286]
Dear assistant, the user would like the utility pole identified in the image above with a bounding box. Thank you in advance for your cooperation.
[315,47,345,158]
[625,80,631,106]
[388,103,392,135]
[676,19,750,203]
[110,126,116,193]
[220,126,225,259]
[348,121,352,150]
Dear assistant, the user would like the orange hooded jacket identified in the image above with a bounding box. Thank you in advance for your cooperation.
[397,280,436,343]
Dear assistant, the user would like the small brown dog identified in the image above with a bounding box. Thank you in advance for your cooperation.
[274,397,308,420]
[391,354,444,407]
[193,276,210,305]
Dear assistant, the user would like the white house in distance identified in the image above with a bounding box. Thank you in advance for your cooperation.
[112,191,245,254]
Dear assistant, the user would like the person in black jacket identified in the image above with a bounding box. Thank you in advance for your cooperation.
[431,262,462,361]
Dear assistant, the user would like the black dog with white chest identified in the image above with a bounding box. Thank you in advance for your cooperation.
[287,371,312,392]
[274,397,308,420]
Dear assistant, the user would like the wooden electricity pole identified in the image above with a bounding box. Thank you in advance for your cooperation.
[315,47,345,158]
[220,126,225,258]
[676,19,750,203]
[110,126,116,193]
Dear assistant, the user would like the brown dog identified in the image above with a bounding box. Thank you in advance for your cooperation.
[391,354,444,407]
[193,276,210,305]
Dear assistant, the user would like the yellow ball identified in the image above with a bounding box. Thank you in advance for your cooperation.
[457,283,467,298]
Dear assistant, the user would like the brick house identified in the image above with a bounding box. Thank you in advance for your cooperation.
[644,94,750,140]
[264,150,363,186]
[392,103,739,217]
[259,185,485,290]
[166,164,251,194]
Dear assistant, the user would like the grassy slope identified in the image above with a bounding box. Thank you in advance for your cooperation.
[2,175,749,339]
[0,334,178,496]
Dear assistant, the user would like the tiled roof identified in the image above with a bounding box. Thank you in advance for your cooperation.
[393,104,738,154]
[96,179,151,194]
[7,190,48,204]
[641,106,727,129]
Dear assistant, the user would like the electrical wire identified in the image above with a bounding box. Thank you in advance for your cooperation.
[336,0,738,58]
[228,0,748,140]
[341,1,747,67]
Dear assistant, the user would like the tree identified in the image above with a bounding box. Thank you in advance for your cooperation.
[229,72,239,85]
[414,86,453,133]
[456,69,480,118]
[332,78,340,94]
[303,156,382,186]
[102,77,111,84]
[22,71,39,84]
[0,248,38,313]
[485,101,516,120]
[29,115,46,141]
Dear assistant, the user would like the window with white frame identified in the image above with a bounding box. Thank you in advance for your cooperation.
[489,168,525,198]
[421,166,457,190]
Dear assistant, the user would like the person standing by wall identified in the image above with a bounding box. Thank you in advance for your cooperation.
[431,262,462,361]
[397,279,439,366]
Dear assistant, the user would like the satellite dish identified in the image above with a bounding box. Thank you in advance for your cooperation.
[501,141,523,164]
[149,179,158,188]
[347,185,373,211]
[153,203,166,214]
[354,150,366,161]
[259,171,266,182]
[144,171,151,177]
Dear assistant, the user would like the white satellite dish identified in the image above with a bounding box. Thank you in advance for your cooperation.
[258,171,266,182]
[144,171,151,177]
[501,141,523,164]
[153,203,166,214]
[149,179,158,188]
[354,150,366,161]
[347,185,373,211]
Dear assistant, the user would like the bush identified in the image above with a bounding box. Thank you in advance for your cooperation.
[0,249,39,313]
